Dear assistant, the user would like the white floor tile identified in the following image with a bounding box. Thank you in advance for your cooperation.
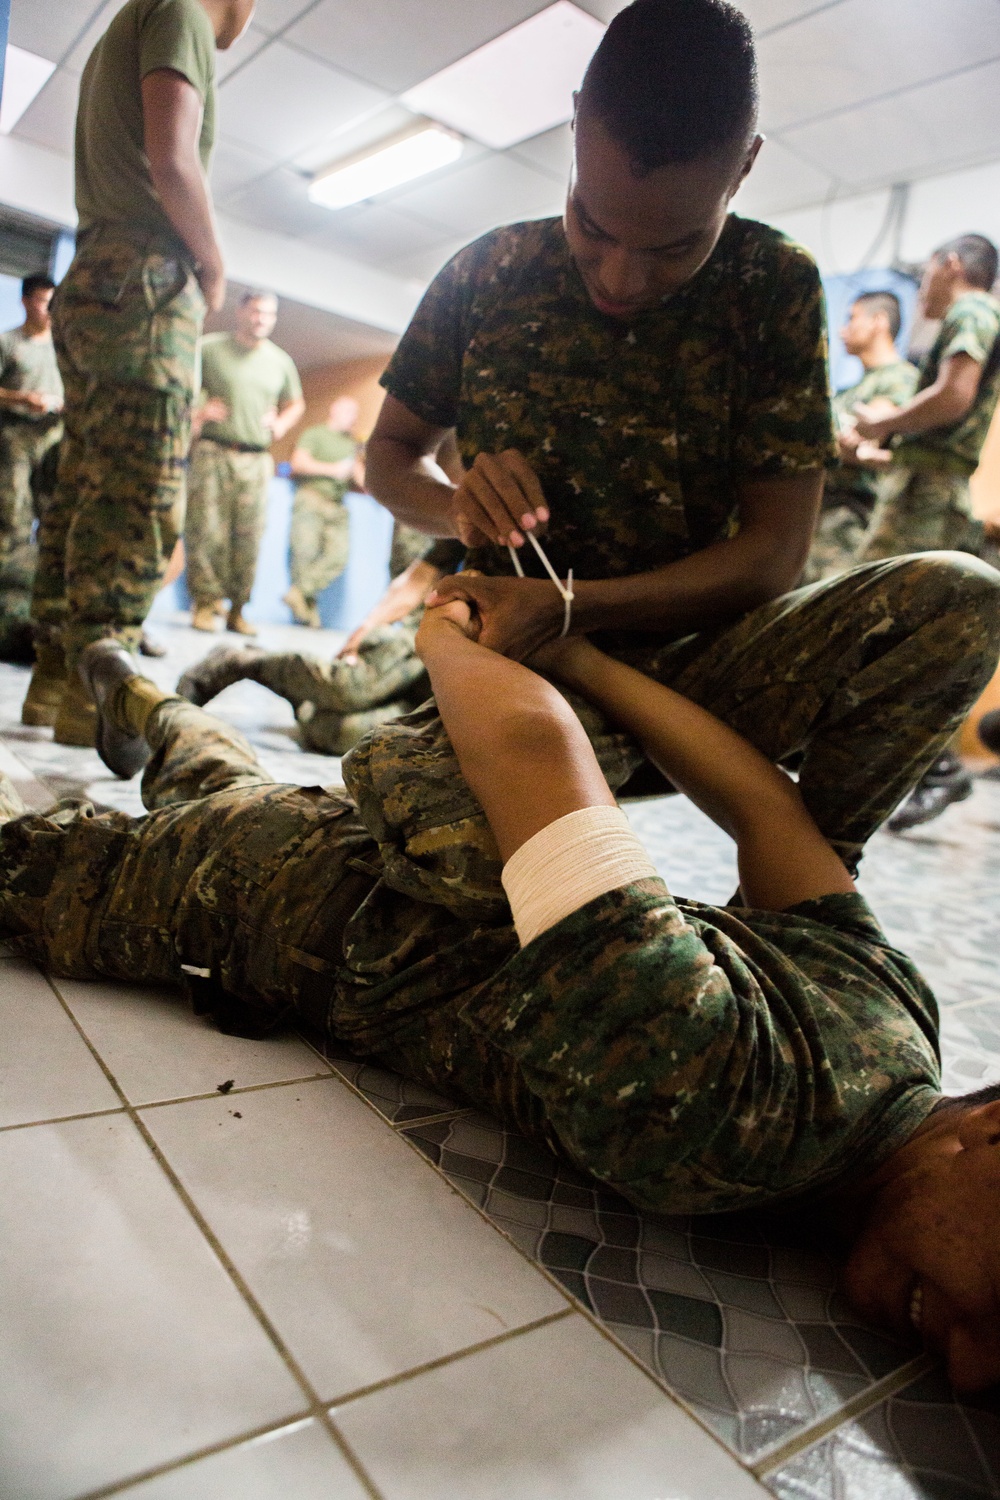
[334,1313,767,1500]
[115,1419,370,1499]
[0,740,52,812]
[0,960,120,1128]
[54,975,326,1104]
[0,1114,305,1500]
[141,1078,567,1400]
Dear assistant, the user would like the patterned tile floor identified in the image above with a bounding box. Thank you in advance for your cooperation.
[2,616,999,1498]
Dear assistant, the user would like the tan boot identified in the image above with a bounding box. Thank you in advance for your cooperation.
[192,604,220,632]
[53,673,97,747]
[227,608,258,637]
[283,585,320,628]
[22,639,67,727]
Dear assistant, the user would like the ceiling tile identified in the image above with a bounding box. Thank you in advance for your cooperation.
[250,0,320,37]
[731,135,834,218]
[61,0,129,74]
[210,137,281,200]
[739,0,842,34]
[214,25,273,82]
[10,67,80,156]
[9,0,103,64]
[217,40,389,159]
[781,57,1000,189]
[222,164,343,237]
[507,122,573,183]
[305,201,458,263]
[283,0,550,94]
[757,0,1000,133]
[384,151,565,237]
[385,236,476,284]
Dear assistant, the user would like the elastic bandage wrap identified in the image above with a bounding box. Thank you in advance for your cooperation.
[500,805,659,948]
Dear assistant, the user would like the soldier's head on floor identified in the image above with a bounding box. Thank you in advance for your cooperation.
[841,1081,1000,1393]
[565,0,762,317]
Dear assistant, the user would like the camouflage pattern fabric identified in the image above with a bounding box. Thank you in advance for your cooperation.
[288,484,349,603]
[389,521,434,578]
[381,213,837,609]
[0,674,942,1217]
[252,617,429,755]
[30,230,204,667]
[896,290,1000,476]
[185,439,272,609]
[0,419,61,654]
[826,359,918,513]
[857,467,983,562]
[801,502,869,583]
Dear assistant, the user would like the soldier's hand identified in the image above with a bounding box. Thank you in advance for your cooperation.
[200,397,230,423]
[14,391,49,415]
[451,450,549,550]
[852,403,889,442]
[427,573,563,660]
[199,263,226,313]
[415,596,481,657]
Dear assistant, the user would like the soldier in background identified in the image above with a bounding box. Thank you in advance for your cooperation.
[284,395,363,628]
[22,0,255,745]
[802,291,917,583]
[185,290,304,636]
[0,275,63,661]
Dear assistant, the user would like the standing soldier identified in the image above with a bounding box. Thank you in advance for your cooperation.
[0,275,63,661]
[22,0,255,743]
[284,394,362,628]
[185,290,304,636]
[854,234,1000,830]
[802,291,917,582]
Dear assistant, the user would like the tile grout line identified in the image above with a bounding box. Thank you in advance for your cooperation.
[0,1104,126,1134]
[74,1411,316,1500]
[750,1353,936,1478]
[41,972,385,1500]
[135,1071,334,1109]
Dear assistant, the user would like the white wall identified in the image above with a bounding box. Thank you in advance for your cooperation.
[768,158,1000,275]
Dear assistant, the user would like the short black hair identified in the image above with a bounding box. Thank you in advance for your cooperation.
[934,233,999,291]
[239,288,277,306]
[853,290,902,341]
[22,274,55,298]
[578,0,758,174]
[933,1082,1000,1115]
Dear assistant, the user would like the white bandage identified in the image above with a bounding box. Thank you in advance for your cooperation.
[501,805,660,948]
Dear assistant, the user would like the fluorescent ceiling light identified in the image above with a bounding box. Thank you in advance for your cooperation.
[0,45,56,135]
[401,1,605,151]
[308,121,462,211]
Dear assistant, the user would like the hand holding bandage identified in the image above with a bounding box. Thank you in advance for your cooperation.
[450,449,550,549]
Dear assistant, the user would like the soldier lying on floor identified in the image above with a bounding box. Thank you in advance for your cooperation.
[3,551,1000,1393]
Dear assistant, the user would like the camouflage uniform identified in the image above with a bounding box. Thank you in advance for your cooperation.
[388,521,433,578]
[0,417,61,657]
[803,359,918,583]
[858,290,1000,563]
[184,440,273,611]
[288,425,357,606]
[30,232,204,669]
[0,595,963,1215]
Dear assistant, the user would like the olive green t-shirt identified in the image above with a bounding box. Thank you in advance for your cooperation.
[293,425,357,503]
[198,334,302,449]
[896,290,1000,476]
[0,329,64,418]
[825,358,918,514]
[381,214,838,644]
[75,0,216,245]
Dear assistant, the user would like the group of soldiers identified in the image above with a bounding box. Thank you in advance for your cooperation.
[6,0,1000,1398]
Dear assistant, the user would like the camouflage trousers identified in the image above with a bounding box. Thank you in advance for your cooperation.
[185,440,273,611]
[288,485,349,603]
[250,615,429,755]
[0,417,61,657]
[389,521,433,578]
[858,466,981,562]
[31,231,204,669]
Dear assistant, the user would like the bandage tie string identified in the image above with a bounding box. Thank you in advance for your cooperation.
[507,530,574,638]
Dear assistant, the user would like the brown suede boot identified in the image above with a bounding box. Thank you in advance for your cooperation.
[227,607,258,637]
[192,604,220,632]
[53,673,98,747]
[21,639,68,727]
[283,585,320,628]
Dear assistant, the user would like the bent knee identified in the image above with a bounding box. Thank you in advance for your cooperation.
[879,550,1000,620]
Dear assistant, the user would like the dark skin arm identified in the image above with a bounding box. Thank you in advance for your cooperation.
[854,352,983,442]
[142,69,225,311]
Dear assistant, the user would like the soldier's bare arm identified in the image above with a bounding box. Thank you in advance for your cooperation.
[268,397,306,442]
[532,635,855,912]
[855,352,982,442]
[142,69,225,310]
[290,446,354,480]
[336,557,446,662]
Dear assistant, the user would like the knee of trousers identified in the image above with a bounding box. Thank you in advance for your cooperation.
[871,550,1000,617]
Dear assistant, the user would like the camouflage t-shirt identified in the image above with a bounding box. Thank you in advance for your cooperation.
[826,359,918,514]
[896,290,1000,475]
[381,214,837,598]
